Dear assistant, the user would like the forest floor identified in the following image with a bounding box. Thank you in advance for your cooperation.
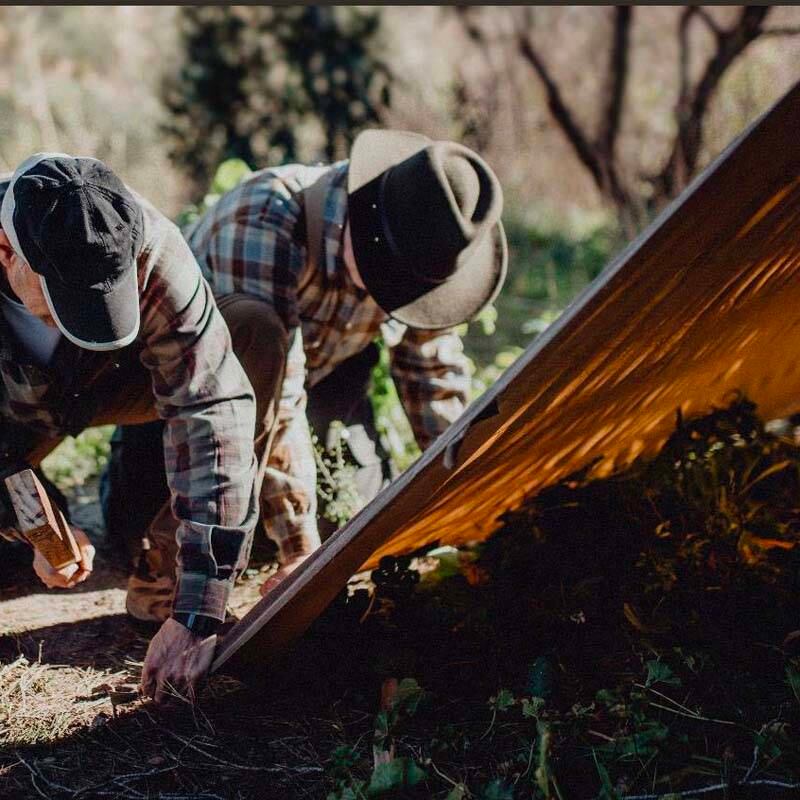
[2,399,800,800]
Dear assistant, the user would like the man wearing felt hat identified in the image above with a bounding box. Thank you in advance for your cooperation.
[108,130,507,600]
[0,153,262,704]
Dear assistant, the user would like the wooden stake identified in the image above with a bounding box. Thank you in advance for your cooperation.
[5,469,80,570]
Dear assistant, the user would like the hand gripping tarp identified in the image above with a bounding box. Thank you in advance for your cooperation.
[214,81,800,673]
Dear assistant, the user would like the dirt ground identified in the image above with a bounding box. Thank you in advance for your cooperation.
[2,403,800,800]
[0,485,322,800]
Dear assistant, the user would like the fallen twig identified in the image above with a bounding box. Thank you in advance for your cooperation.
[618,777,800,800]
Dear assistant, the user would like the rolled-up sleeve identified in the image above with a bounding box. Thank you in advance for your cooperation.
[138,219,258,621]
[388,326,471,451]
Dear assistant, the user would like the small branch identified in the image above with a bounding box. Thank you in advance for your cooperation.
[677,7,698,115]
[647,700,742,728]
[619,778,800,800]
[696,7,722,39]
[653,5,771,203]
[517,31,602,188]
[598,6,632,161]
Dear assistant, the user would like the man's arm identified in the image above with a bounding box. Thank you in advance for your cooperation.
[186,176,322,586]
[137,217,259,623]
[137,216,259,705]
[387,325,472,451]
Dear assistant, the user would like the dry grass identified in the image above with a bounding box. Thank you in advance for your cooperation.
[0,655,135,746]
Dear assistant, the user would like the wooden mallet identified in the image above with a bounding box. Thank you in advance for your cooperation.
[4,468,80,569]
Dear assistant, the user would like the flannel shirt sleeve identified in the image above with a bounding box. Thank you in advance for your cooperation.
[261,328,321,562]
[188,183,321,563]
[138,220,258,621]
[388,326,471,451]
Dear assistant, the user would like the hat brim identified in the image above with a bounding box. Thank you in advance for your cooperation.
[348,130,507,330]
[40,267,140,351]
[390,220,507,330]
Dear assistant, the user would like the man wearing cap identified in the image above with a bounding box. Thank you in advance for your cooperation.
[0,153,260,703]
[109,130,507,594]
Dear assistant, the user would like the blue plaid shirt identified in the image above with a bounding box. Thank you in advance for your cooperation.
[185,162,471,560]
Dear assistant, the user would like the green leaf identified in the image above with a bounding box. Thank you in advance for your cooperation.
[645,660,681,687]
[405,760,427,788]
[445,786,467,800]
[211,158,252,194]
[373,710,390,749]
[367,758,427,796]
[522,697,545,718]
[395,678,425,717]
[490,688,516,712]
[601,722,670,758]
[479,779,514,800]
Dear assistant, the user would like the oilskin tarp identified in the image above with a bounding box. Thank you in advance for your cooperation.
[214,82,800,673]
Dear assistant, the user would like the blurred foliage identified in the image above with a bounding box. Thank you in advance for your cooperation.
[0,6,183,213]
[41,426,114,491]
[163,6,392,192]
[176,157,253,229]
[370,341,422,473]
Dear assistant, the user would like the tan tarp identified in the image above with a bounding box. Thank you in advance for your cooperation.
[214,82,800,673]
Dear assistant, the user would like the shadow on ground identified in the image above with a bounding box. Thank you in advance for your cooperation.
[0,613,149,670]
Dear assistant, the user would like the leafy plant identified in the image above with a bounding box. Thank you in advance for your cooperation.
[314,421,364,527]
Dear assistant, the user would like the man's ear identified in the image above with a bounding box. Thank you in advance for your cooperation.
[0,229,13,261]
[0,230,14,270]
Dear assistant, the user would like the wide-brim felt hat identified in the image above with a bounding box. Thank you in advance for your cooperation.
[348,130,507,330]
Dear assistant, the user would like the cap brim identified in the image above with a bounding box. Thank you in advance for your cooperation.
[40,267,140,351]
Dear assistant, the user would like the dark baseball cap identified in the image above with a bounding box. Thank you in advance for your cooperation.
[0,153,144,350]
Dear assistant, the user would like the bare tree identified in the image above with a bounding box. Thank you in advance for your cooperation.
[457,6,800,235]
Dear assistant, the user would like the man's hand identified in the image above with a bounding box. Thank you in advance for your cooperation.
[259,553,311,597]
[32,526,95,589]
[140,618,217,705]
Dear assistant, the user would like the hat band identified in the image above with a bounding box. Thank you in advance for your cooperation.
[378,169,403,263]
[377,169,453,286]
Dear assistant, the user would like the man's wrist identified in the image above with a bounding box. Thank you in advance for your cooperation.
[173,571,232,621]
[171,612,223,638]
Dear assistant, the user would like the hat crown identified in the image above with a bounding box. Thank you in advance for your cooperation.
[11,156,142,289]
[443,154,480,224]
[380,143,501,283]
[347,129,508,329]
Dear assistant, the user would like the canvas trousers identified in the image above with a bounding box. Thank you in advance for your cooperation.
[110,293,289,621]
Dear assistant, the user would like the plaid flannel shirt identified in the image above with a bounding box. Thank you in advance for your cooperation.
[0,177,258,621]
[185,162,470,560]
